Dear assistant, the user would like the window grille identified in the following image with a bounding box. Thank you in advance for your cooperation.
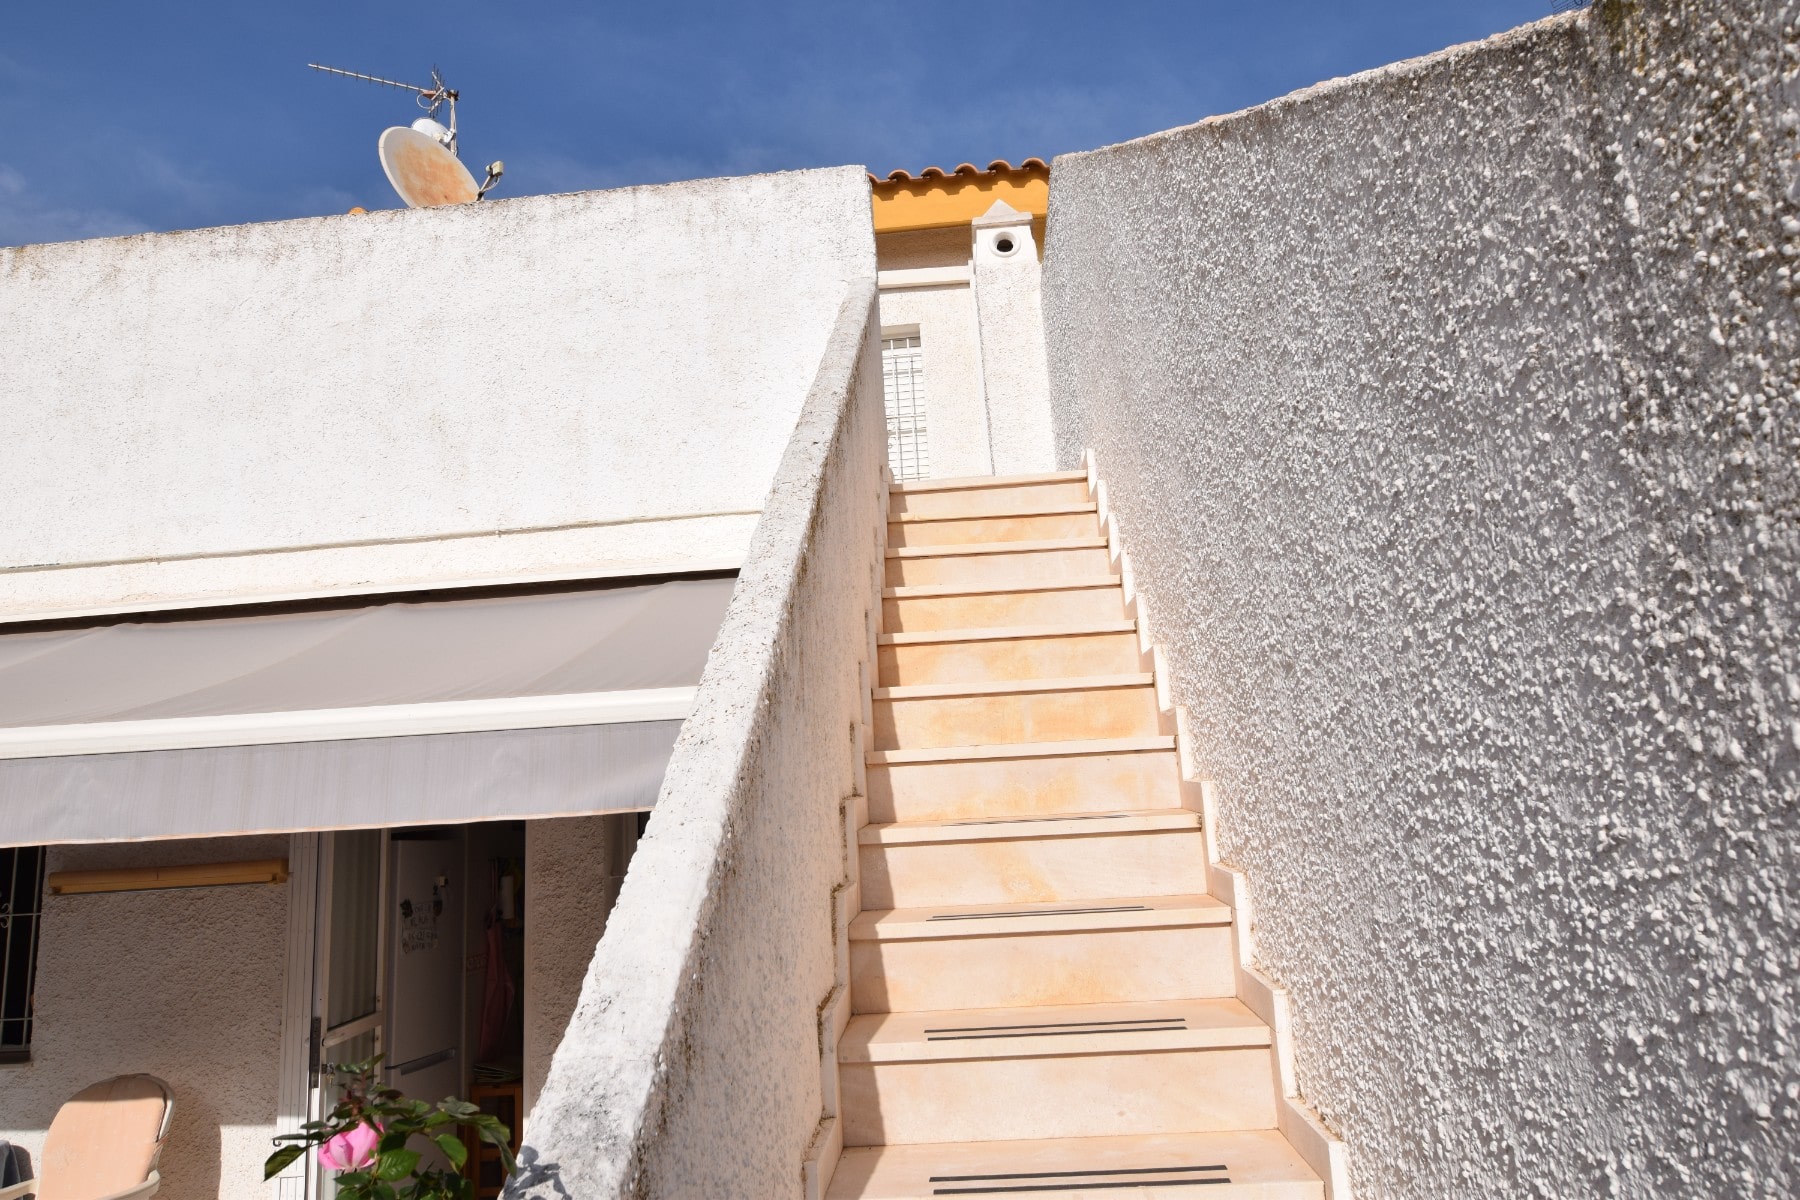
[0,845,45,1062]
[882,334,930,481]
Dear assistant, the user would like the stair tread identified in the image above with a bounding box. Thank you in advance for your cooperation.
[891,503,1099,524]
[884,576,1121,600]
[890,470,1089,495]
[886,537,1108,560]
[841,998,1269,1064]
[874,674,1154,702]
[880,621,1136,647]
[869,736,1175,766]
[827,1130,1322,1199]
[852,894,1229,941]
[860,809,1199,846]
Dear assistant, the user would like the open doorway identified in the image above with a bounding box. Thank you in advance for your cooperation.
[299,813,642,1198]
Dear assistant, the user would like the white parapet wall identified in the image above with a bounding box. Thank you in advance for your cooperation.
[0,166,875,617]
[510,285,886,1198]
[1044,2,1799,1197]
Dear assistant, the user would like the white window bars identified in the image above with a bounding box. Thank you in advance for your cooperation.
[881,334,930,481]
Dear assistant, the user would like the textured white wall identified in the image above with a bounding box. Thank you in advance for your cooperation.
[522,813,632,1124]
[972,209,1056,473]
[876,283,994,478]
[512,288,884,1198]
[0,836,290,1198]
[1044,4,1799,1197]
[0,167,873,617]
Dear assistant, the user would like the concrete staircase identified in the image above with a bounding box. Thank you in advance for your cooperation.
[826,471,1327,1199]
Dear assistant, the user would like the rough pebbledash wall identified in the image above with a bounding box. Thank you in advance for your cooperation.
[1044,3,1798,1197]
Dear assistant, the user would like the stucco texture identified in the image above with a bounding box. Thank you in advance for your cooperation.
[510,284,885,1198]
[0,166,873,616]
[0,836,290,1199]
[1043,4,1798,1197]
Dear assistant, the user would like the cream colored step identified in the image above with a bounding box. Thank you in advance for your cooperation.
[884,538,1112,588]
[866,738,1180,824]
[827,1130,1324,1200]
[872,675,1158,751]
[839,999,1277,1146]
[878,622,1143,687]
[888,510,1101,548]
[883,579,1125,633]
[850,894,1233,1014]
[882,618,1144,683]
[890,476,1092,520]
[859,810,1209,909]
[891,470,1089,493]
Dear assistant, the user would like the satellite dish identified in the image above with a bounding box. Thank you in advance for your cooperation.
[379,125,478,208]
[309,63,506,208]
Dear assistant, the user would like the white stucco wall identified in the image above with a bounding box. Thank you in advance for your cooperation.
[512,286,884,1198]
[0,836,290,1198]
[522,813,633,1124]
[0,167,874,618]
[876,282,994,478]
[1044,4,1799,1197]
[972,208,1056,474]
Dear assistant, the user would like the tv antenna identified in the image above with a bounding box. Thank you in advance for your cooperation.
[307,62,504,207]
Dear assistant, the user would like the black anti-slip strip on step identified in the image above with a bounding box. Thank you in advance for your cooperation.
[926,1024,1188,1042]
[933,1179,1230,1194]
[927,905,1151,921]
[925,1017,1190,1034]
[931,1164,1228,1182]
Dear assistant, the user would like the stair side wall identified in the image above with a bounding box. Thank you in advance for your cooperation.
[511,286,887,1199]
[1044,4,1800,1197]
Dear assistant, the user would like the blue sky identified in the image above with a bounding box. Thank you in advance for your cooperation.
[1,1,1556,248]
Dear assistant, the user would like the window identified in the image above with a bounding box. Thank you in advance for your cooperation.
[0,846,45,1062]
[882,333,930,481]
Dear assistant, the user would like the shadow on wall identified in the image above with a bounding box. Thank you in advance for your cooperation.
[166,1090,223,1198]
[506,1146,570,1197]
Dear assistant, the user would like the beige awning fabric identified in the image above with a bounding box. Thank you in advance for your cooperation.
[0,576,733,846]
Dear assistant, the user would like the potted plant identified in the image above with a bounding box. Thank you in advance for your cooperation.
[265,1058,517,1200]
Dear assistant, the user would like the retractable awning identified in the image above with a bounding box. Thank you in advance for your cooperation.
[0,576,734,846]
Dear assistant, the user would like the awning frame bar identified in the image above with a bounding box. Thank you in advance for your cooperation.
[0,687,698,760]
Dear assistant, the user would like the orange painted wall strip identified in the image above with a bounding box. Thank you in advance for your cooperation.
[871,174,1050,234]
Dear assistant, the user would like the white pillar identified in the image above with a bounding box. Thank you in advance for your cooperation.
[971,200,1057,473]
[522,813,631,1126]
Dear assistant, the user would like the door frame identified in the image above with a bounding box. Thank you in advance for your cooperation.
[274,829,393,1199]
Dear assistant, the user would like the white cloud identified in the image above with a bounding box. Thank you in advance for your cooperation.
[0,163,151,247]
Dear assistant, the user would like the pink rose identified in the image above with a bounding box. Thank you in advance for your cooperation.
[318,1122,381,1171]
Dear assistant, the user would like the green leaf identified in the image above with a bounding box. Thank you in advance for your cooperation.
[438,1099,478,1119]
[263,1143,307,1179]
[375,1148,422,1181]
[434,1132,469,1170]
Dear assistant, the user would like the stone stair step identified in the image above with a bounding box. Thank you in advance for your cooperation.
[866,738,1181,824]
[884,538,1112,588]
[887,510,1102,548]
[872,674,1159,751]
[826,1130,1324,1199]
[867,737,1179,820]
[850,894,1234,1014]
[878,622,1143,687]
[890,470,1090,494]
[890,478,1093,520]
[858,809,1207,909]
[883,578,1125,633]
[840,999,1278,1146]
